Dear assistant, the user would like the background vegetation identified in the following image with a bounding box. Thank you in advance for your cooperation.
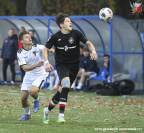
[0,0,143,19]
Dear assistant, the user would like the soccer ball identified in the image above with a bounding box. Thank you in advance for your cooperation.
[99,8,113,22]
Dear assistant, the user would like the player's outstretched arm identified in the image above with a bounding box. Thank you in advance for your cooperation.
[43,47,49,62]
[42,47,53,72]
[85,41,98,60]
[49,48,55,54]
[22,61,44,72]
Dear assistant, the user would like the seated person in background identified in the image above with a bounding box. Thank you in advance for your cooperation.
[103,54,110,72]
[101,54,110,82]
[18,27,26,50]
[75,48,98,91]
[47,70,60,90]
[18,27,26,85]
[71,45,85,90]
[102,54,130,82]
[28,30,38,44]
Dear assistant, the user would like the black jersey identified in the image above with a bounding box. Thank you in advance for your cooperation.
[46,30,87,66]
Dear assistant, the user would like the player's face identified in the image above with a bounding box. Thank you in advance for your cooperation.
[83,51,89,57]
[29,31,34,37]
[62,17,72,31]
[21,34,32,45]
[19,27,25,33]
[8,30,14,37]
[104,56,109,63]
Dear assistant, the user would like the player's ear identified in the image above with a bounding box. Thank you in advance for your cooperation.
[20,40,24,44]
[60,23,64,28]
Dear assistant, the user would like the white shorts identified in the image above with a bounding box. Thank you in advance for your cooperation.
[21,74,47,91]
[87,71,97,80]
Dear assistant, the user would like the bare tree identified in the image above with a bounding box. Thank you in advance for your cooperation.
[26,0,43,16]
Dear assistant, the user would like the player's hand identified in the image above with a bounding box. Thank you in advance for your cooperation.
[36,61,44,67]
[0,58,3,63]
[90,52,98,60]
[104,62,108,67]
[14,60,18,64]
[45,63,53,72]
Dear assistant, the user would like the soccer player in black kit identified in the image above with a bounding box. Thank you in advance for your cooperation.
[42,13,98,124]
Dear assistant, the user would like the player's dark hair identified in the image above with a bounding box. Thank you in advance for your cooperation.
[56,13,69,28]
[103,54,110,58]
[9,28,15,32]
[80,45,84,49]
[28,29,34,33]
[20,26,25,30]
[19,31,29,41]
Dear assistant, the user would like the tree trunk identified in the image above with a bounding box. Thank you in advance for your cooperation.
[26,0,43,16]
[16,0,27,16]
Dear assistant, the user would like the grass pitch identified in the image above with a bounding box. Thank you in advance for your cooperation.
[0,86,144,133]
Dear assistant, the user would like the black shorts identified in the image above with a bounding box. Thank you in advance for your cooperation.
[56,64,79,86]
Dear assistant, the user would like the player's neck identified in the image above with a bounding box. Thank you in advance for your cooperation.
[61,28,70,34]
[23,44,32,51]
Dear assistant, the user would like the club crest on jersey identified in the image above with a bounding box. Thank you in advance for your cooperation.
[64,46,68,51]
[33,51,36,56]
[69,37,74,44]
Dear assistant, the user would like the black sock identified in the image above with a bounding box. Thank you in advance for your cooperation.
[48,91,60,111]
[59,87,69,113]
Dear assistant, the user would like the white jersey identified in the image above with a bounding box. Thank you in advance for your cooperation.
[17,44,48,79]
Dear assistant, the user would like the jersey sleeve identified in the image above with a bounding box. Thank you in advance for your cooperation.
[37,44,45,51]
[45,35,56,49]
[17,53,26,66]
[77,30,88,44]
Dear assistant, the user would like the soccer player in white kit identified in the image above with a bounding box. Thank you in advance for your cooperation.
[17,31,54,120]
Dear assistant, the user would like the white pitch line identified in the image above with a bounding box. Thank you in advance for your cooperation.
[8,90,18,92]
[38,92,45,95]
[0,92,20,95]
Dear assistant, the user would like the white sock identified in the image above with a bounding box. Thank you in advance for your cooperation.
[71,82,76,88]
[45,107,50,114]
[4,81,7,84]
[23,106,30,115]
[49,76,55,87]
[34,96,39,101]
[44,107,50,120]
[54,76,60,88]
[58,113,64,120]
[11,81,14,84]
[76,82,83,89]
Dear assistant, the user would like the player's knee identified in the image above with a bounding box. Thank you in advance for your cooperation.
[50,71,55,76]
[29,86,39,96]
[81,72,86,77]
[29,90,36,96]
[80,70,84,74]
[63,80,70,88]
